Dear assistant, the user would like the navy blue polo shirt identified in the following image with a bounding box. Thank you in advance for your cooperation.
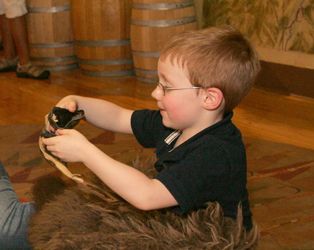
[131,110,252,230]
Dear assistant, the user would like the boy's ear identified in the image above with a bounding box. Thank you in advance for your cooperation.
[202,87,224,110]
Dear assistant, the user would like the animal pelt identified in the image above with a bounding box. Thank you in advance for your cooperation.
[28,157,259,250]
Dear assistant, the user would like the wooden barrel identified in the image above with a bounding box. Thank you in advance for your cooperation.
[71,0,133,77]
[130,0,197,83]
[26,0,77,71]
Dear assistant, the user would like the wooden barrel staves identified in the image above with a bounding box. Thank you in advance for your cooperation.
[71,0,133,77]
[26,0,77,71]
[131,0,197,83]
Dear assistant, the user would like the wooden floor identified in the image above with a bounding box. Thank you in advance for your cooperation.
[0,69,314,249]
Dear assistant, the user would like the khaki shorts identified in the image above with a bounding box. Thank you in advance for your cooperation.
[0,0,27,18]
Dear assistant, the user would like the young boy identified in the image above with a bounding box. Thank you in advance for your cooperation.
[43,26,260,230]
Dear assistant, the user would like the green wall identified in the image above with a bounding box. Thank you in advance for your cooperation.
[201,0,314,54]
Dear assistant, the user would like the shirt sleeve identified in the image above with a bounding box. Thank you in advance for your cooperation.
[131,110,164,148]
[155,146,231,214]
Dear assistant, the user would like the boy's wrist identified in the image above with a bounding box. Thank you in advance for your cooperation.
[80,141,100,166]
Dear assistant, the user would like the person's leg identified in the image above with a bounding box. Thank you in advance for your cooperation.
[0,33,3,49]
[0,14,16,60]
[0,0,25,71]
[8,14,29,65]
[0,162,35,249]
[0,14,18,72]
[1,0,50,79]
[9,14,50,79]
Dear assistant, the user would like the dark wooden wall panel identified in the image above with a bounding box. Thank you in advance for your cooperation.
[256,61,314,98]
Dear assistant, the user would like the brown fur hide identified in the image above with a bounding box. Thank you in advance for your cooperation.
[29,158,259,249]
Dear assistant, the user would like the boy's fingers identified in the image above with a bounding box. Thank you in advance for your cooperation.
[57,101,77,112]
[55,129,69,136]
[42,137,57,145]
[67,102,77,112]
[44,114,55,132]
[41,137,50,145]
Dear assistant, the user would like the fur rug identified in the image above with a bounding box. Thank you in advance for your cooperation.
[28,157,259,250]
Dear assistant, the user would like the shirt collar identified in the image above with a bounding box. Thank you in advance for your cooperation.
[163,112,233,145]
[164,130,182,145]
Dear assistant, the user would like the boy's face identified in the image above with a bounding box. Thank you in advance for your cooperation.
[151,56,205,130]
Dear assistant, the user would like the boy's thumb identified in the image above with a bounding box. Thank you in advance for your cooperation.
[67,102,77,112]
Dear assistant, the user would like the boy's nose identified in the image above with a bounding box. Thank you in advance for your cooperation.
[151,85,162,100]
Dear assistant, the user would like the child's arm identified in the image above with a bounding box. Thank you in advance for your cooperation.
[53,95,133,134]
[42,129,178,211]
[84,140,178,210]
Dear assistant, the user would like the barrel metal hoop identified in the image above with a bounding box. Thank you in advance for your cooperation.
[132,51,160,58]
[45,64,78,72]
[31,56,77,63]
[30,41,73,49]
[131,16,196,27]
[75,39,130,47]
[132,1,193,10]
[78,58,133,66]
[134,68,158,83]
[134,68,158,76]
[82,69,134,77]
[27,4,71,13]
[136,77,158,83]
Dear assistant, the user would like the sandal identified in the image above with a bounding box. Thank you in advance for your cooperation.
[16,62,50,80]
[0,57,18,72]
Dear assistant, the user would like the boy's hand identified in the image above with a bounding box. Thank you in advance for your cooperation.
[42,129,90,163]
[44,96,78,133]
[55,97,77,113]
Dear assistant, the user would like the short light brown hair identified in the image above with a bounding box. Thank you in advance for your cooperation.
[160,26,261,112]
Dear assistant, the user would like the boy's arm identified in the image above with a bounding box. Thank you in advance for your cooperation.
[56,95,134,134]
[83,141,178,210]
[43,129,178,211]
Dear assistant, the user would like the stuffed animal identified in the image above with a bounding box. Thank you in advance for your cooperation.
[28,157,258,250]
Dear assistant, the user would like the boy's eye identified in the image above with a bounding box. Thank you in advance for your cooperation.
[158,79,166,85]
[161,81,171,88]
[158,77,170,86]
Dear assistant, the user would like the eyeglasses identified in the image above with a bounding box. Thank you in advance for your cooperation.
[157,82,201,96]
